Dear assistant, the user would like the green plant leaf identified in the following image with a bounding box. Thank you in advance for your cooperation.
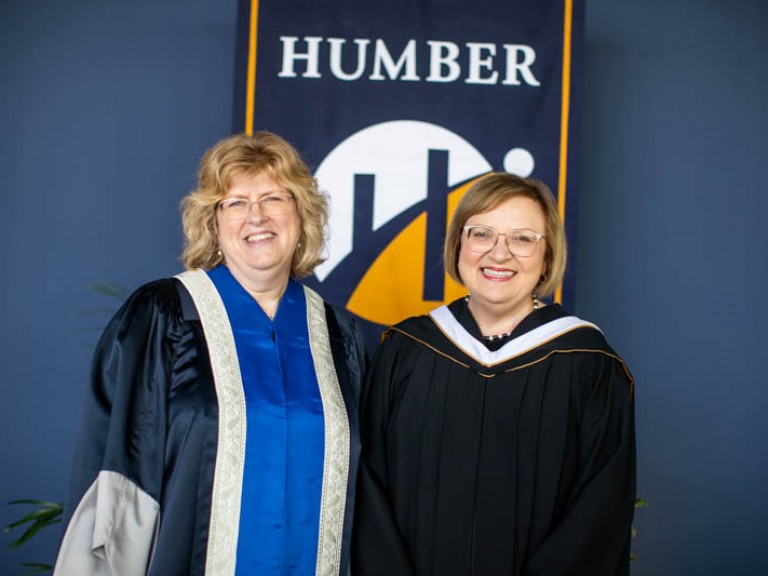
[88,281,129,300]
[5,500,64,551]
[5,508,61,532]
[7,519,60,550]
[7,500,61,508]
[17,562,53,575]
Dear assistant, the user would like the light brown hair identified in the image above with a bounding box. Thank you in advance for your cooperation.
[443,172,567,297]
[180,132,328,277]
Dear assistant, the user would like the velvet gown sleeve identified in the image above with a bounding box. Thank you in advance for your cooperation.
[55,280,207,576]
[351,331,417,576]
[324,302,369,574]
[522,352,636,576]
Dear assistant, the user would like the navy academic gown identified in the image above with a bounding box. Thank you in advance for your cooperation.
[54,268,366,576]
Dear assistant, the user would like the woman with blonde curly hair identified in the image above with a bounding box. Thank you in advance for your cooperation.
[55,132,366,576]
[354,172,636,576]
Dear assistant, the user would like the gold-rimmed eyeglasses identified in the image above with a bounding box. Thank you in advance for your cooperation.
[463,225,544,257]
[218,192,295,220]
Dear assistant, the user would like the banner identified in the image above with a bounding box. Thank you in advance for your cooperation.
[234,0,584,325]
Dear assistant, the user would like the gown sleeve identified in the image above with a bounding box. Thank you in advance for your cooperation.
[351,332,417,576]
[323,303,369,575]
[54,282,179,576]
[522,353,636,576]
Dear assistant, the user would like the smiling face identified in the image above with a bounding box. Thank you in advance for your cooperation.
[216,171,300,290]
[458,195,547,315]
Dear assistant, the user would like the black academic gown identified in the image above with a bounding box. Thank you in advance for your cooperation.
[352,301,635,576]
[54,273,366,576]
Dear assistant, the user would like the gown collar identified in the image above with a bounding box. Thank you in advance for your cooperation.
[428,301,601,367]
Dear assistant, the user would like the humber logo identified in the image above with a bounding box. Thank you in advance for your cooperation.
[313,120,536,325]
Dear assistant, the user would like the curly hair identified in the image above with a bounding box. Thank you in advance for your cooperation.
[180,132,328,278]
[443,172,567,298]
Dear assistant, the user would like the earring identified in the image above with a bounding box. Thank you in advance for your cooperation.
[532,293,539,309]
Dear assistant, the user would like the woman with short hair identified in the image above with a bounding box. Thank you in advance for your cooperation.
[353,172,636,576]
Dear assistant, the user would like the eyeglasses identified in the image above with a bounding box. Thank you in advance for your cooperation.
[218,192,295,220]
[463,225,544,257]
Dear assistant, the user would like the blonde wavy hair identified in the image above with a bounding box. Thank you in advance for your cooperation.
[443,172,567,298]
[181,132,328,277]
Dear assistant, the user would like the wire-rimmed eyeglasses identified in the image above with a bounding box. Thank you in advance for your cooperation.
[463,225,544,257]
[217,192,295,220]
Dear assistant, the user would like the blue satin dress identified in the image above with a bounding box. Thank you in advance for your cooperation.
[208,266,325,575]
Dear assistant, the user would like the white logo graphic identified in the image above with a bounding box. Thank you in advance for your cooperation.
[313,120,534,282]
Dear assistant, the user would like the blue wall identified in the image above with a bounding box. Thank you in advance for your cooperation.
[1,0,766,574]
[577,2,768,574]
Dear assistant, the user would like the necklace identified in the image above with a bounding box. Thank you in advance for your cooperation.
[484,331,513,342]
[475,294,539,342]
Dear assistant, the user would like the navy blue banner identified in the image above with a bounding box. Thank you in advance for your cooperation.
[234,0,584,325]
